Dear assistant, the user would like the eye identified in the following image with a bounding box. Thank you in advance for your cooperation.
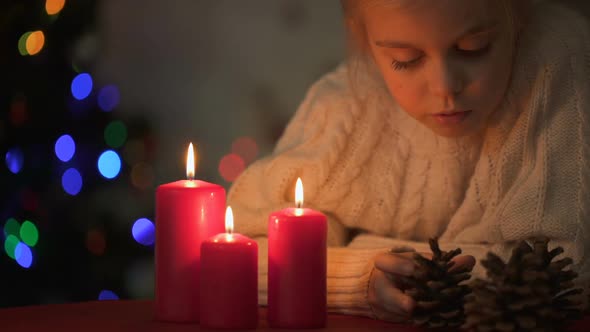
[391,56,424,71]
[455,43,492,57]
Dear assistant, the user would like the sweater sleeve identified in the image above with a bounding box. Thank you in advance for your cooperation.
[228,66,353,246]
[441,4,590,287]
[228,66,383,316]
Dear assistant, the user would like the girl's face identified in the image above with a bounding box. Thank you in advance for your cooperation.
[363,0,516,137]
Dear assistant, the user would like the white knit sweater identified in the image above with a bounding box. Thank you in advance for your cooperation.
[228,1,590,317]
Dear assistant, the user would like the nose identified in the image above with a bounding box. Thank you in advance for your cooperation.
[428,60,464,102]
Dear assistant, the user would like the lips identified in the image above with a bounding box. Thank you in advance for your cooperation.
[433,110,472,125]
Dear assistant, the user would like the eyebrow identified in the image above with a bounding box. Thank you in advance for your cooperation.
[375,21,499,49]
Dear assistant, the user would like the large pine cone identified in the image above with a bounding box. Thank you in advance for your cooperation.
[397,238,473,328]
[465,237,583,332]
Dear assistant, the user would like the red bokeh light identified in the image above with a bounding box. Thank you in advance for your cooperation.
[218,153,245,182]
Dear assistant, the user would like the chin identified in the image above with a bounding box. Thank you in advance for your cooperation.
[427,122,484,138]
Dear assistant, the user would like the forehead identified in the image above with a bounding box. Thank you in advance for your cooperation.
[361,0,506,46]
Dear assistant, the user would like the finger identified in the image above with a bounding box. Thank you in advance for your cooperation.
[449,255,476,272]
[374,253,415,276]
[373,269,416,314]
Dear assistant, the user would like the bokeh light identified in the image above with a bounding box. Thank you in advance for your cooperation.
[132,218,155,246]
[231,136,259,165]
[218,153,245,182]
[15,242,33,268]
[26,31,45,56]
[86,229,106,256]
[46,0,66,15]
[3,218,20,237]
[98,290,119,300]
[20,220,39,247]
[55,134,76,162]
[62,168,83,195]
[130,162,154,190]
[21,189,39,212]
[104,121,127,148]
[5,147,24,174]
[18,32,33,56]
[10,98,27,126]
[71,73,93,100]
[97,85,120,112]
[4,235,19,259]
[98,150,121,179]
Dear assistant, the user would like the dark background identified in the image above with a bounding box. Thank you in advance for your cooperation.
[1,0,588,308]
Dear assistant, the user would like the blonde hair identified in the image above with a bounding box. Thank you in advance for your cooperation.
[339,0,532,99]
[340,0,532,56]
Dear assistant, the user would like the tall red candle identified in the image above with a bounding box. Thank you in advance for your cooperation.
[155,143,225,322]
[200,206,258,329]
[268,178,327,328]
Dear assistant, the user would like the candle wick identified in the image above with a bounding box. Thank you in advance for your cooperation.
[296,202,302,209]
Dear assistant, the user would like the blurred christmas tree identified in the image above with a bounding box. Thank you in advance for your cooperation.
[1,0,156,307]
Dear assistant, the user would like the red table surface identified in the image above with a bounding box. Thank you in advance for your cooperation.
[0,300,589,332]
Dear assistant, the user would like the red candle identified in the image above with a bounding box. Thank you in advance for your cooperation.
[155,143,225,322]
[200,206,258,329]
[268,178,327,328]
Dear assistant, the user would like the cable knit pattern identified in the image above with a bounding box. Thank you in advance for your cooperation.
[228,1,590,317]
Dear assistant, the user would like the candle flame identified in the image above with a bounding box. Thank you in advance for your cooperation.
[187,142,196,180]
[225,206,234,235]
[295,178,304,216]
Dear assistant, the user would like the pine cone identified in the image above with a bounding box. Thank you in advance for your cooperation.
[397,238,473,328]
[465,237,583,332]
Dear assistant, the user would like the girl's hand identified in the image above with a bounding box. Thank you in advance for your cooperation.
[368,250,475,323]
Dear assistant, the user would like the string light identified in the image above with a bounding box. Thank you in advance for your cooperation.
[55,134,76,162]
[98,290,119,300]
[19,220,39,247]
[104,121,127,148]
[97,150,121,179]
[62,168,83,195]
[46,0,66,15]
[14,242,33,268]
[218,153,245,182]
[231,136,259,165]
[25,31,45,56]
[5,147,24,174]
[97,85,120,112]
[132,218,155,246]
[71,73,93,100]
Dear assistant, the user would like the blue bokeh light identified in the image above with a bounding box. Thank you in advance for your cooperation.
[15,242,33,268]
[132,218,155,246]
[98,290,119,300]
[71,73,93,100]
[97,85,120,112]
[55,134,76,162]
[98,150,121,179]
[6,148,24,174]
[62,168,83,196]
[5,148,24,174]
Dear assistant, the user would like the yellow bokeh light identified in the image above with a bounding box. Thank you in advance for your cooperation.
[26,31,45,56]
[46,0,66,15]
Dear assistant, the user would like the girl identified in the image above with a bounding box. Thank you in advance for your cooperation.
[228,0,590,322]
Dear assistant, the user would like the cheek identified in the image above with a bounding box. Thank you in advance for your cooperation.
[384,76,428,117]
[468,53,513,109]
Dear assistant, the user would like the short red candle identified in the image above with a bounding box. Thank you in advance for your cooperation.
[155,143,225,322]
[267,178,327,328]
[200,206,258,329]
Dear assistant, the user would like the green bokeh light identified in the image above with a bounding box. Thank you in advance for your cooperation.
[18,31,32,56]
[4,218,20,237]
[104,121,127,148]
[20,220,39,247]
[4,235,19,259]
